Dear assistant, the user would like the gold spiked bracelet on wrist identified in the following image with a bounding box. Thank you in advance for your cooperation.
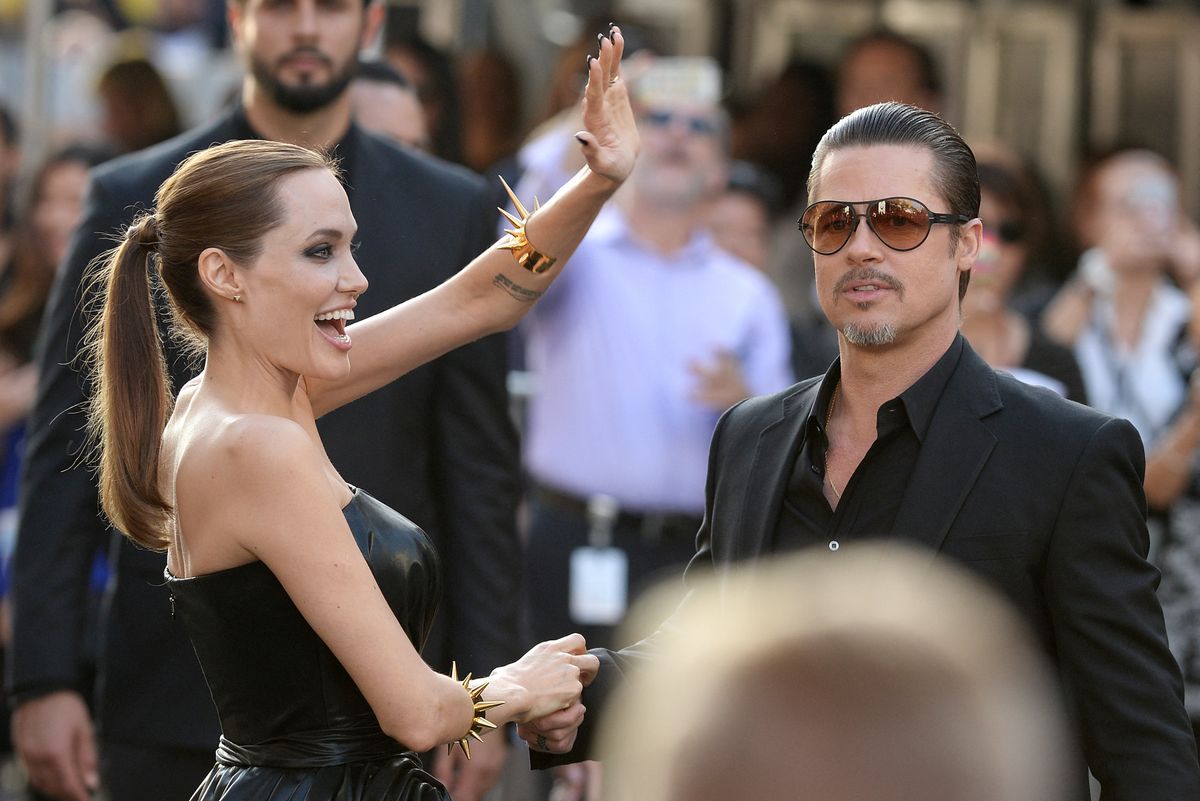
[448,662,505,759]
[497,176,558,274]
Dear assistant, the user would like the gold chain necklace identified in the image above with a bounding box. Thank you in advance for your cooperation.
[825,382,841,500]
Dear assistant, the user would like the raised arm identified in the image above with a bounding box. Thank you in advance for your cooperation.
[306,27,637,417]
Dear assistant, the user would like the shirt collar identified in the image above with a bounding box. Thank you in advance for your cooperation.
[588,204,716,263]
[806,333,964,444]
[895,334,963,442]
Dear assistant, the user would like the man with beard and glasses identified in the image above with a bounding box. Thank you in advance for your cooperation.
[8,2,521,800]
[514,56,792,668]
[522,103,1200,801]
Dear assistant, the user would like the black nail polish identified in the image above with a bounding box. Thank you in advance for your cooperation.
[575,135,587,145]
[586,54,595,66]
[597,33,604,42]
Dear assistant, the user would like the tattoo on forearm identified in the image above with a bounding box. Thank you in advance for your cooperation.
[493,273,544,302]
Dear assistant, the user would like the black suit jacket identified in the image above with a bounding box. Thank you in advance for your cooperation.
[550,339,1200,799]
[8,109,521,749]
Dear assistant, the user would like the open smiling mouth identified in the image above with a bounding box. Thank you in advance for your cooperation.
[314,309,354,345]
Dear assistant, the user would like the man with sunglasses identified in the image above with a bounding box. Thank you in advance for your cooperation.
[524,101,1200,799]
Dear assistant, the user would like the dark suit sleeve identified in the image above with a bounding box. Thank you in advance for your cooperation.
[427,183,522,675]
[1045,417,1200,797]
[530,400,743,768]
[7,177,121,703]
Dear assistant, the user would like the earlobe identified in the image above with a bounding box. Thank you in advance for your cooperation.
[197,247,244,304]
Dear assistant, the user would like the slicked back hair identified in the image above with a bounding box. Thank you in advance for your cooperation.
[808,102,979,300]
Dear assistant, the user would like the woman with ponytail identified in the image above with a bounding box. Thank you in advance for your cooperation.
[84,29,635,801]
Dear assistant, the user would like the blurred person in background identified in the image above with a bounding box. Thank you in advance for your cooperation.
[95,54,184,154]
[516,55,793,655]
[0,143,109,801]
[8,1,521,800]
[0,145,111,442]
[836,29,942,118]
[351,59,430,152]
[729,59,834,211]
[382,26,463,165]
[457,49,522,174]
[514,59,792,800]
[1042,149,1200,453]
[961,156,1086,402]
[705,159,782,272]
[597,545,1073,801]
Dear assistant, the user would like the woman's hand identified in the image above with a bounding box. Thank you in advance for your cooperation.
[485,634,599,724]
[575,26,639,187]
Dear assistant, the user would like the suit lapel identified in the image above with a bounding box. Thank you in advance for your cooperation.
[731,382,818,562]
[889,344,1003,554]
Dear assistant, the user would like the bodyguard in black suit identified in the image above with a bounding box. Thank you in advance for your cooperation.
[8,3,519,800]
[523,103,1200,799]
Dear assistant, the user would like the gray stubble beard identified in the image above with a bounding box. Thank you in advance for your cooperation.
[841,322,899,346]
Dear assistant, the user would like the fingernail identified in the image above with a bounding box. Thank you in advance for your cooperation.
[586,54,595,66]
[597,33,604,42]
[575,135,587,145]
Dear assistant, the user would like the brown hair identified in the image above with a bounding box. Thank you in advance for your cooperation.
[809,102,979,301]
[84,139,334,550]
[0,145,109,359]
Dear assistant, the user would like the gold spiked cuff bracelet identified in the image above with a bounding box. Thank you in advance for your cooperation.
[497,176,558,274]
[448,662,505,759]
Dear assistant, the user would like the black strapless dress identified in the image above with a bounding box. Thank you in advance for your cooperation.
[166,488,448,800]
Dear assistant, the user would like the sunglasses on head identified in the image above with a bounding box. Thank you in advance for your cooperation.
[641,109,720,136]
[799,197,972,255]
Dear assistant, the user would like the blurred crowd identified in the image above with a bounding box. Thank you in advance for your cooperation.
[1,4,1200,801]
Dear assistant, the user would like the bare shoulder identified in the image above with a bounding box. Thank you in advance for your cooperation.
[177,412,328,514]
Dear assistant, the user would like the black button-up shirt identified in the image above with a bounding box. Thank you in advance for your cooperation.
[775,336,965,552]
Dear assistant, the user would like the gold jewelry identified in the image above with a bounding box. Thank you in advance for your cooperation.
[233,295,242,303]
[609,76,620,86]
[448,662,504,759]
[824,382,841,500]
[497,175,558,274]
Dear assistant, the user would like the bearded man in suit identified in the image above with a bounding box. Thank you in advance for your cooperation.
[522,102,1200,800]
[8,2,520,800]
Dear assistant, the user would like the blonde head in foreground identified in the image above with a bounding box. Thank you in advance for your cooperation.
[598,544,1071,801]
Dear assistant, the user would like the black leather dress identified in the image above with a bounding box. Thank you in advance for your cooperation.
[166,488,448,800]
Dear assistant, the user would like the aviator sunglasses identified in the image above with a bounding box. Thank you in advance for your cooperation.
[640,109,720,136]
[799,197,972,255]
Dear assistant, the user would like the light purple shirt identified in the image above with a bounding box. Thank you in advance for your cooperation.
[523,205,794,514]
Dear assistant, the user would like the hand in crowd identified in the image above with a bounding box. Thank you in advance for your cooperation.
[689,348,752,411]
[573,25,639,188]
[488,633,597,725]
[12,689,99,801]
